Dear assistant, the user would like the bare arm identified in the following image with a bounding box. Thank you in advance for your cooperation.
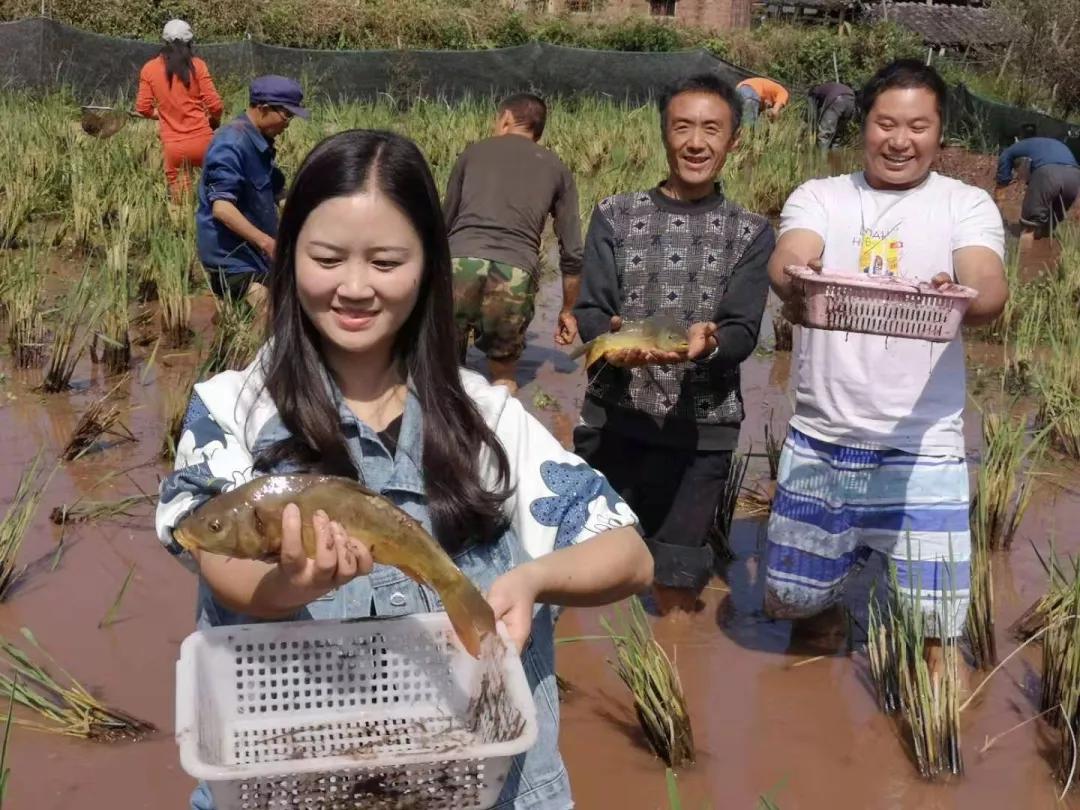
[212,199,275,257]
[196,553,313,619]
[528,526,652,607]
[486,526,652,651]
[767,228,825,301]
[951,245,1008,325]
[554,273,581,345]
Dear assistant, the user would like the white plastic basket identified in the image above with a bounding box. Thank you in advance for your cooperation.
[175,614,538,810]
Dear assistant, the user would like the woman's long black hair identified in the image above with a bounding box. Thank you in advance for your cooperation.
[162,41,194,89]
[256,130,512,550]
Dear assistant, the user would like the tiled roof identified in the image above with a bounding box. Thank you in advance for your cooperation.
[868,3,1012,47]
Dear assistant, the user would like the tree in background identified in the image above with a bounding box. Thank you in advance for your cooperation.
[993,0,1080,118]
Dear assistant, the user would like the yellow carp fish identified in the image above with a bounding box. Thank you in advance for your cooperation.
[172,474,496,658]
[569,314,689,369]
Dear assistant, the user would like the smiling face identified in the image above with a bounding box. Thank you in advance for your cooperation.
[862,86,941,191]
[295,189,425,364]
[662,91,739,197]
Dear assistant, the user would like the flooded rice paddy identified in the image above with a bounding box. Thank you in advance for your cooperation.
[0,253,1078,809]
[0,140,1077,809]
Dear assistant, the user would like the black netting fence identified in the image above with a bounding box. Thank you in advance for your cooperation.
[2,16,1078,156]
[0,17,751,103]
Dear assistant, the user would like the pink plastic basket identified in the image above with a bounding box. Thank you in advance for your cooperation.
[783,266,978,342]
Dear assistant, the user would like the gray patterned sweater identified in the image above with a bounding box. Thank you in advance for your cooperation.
[573,185,774,451]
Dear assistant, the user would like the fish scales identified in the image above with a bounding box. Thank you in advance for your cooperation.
[173,474,496,657]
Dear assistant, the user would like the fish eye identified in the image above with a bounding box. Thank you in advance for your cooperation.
[208,519,223,533]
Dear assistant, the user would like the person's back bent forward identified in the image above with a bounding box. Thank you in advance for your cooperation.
[196,75,308,307]
[444,93,583,392]
[994,124,1080,249]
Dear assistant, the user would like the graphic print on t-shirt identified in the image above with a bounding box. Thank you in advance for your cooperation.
[858,223,902,276]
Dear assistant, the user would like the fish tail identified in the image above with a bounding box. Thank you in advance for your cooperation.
[442,576,497,659]
[585,343,607,368]
[567,340,591,361]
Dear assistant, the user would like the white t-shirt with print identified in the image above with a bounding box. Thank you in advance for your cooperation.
[780,171,1004,456]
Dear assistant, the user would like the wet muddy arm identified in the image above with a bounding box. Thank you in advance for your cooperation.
[767,228,824,302]
[952,245,1008,325]
[951,188,1007,326]
[573,205,620,343]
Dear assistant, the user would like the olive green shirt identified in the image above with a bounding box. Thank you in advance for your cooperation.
[443,134,582,277]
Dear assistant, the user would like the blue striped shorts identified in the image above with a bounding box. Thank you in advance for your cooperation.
[764,428,970,638]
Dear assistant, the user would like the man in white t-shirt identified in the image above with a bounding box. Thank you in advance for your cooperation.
[764,60,1008,674]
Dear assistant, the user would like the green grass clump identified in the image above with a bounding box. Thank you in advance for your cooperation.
[602,597,694,768]
[0,627,154,741]
[100,206,133,374]
[41,263,102,392]
[867,566,964,779]
[706,452,749,561]
[149,227,195,348]
[2,248,46,369]
[0,452,52,600]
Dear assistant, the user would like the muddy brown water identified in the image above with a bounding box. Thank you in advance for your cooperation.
[3,240,1080,808]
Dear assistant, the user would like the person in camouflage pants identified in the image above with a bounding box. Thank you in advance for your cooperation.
[443,93,583,392]
[452,257,538,364]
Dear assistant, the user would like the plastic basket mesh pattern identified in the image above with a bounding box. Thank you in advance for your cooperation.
[223,762,487,809]
[178,616,535,810]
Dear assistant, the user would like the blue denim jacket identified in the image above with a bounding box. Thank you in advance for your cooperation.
[195,114,285,276]
[181,390,574,809]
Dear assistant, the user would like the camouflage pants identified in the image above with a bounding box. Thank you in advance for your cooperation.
[452,257,537,362]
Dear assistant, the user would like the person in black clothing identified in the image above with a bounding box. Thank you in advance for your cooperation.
[808,81,856,151]
[572,74,774,616]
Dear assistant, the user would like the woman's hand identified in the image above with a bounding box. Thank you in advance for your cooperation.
[486,564,543,654]
[275,504,373,604]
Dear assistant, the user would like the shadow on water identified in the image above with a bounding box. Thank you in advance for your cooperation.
[714,512,888,659]
[464,332,580,390]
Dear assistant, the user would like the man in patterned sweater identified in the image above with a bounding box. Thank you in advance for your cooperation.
[573,74,774,615]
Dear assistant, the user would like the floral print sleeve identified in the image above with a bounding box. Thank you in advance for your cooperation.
[154,385,257,572]
[492,396,638,560]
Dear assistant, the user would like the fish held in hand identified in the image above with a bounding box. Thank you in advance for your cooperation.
[569,314,689,368]
[173,474,496,657]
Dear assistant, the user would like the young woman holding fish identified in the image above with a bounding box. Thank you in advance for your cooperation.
[156,129,653,809]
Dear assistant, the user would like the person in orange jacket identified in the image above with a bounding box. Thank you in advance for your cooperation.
[736,76,789,127]
[135,19,224,199]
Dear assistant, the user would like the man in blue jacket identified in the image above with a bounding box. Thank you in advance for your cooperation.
[994,124,1080,250]
[196,75,309,306]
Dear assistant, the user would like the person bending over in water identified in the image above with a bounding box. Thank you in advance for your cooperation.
[766,60,1008,679]
[573,74,773,617]
[156,129,653,810]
